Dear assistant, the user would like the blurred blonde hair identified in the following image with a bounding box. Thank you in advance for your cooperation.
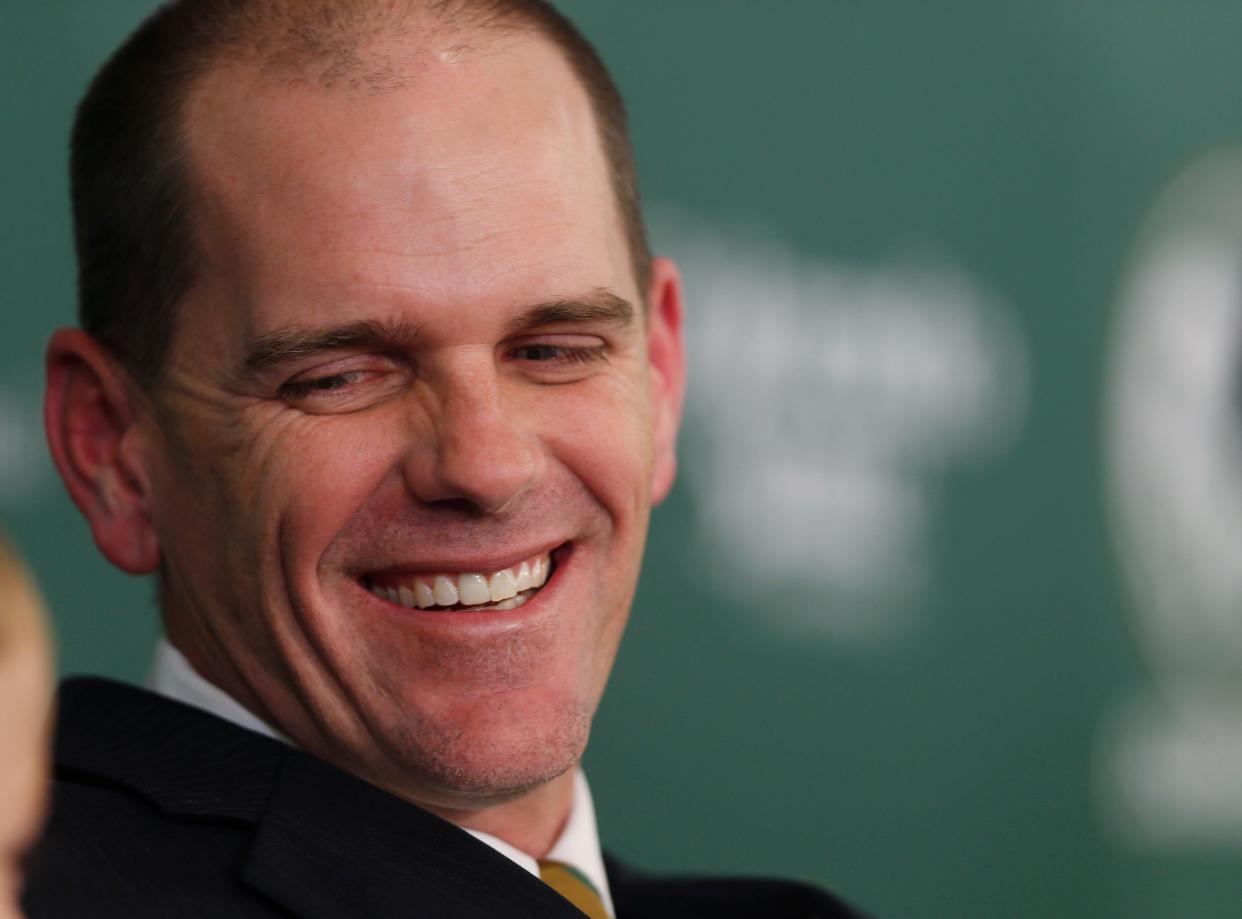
[0,534,49,660]
[0,530,53,916]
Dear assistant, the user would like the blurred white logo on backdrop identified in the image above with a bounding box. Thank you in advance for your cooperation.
[1102,149,1242,848]
[0,387,47,506]
[654,209,1029,643]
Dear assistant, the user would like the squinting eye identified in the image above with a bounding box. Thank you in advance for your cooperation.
[278,371,366,400]
[512,344,609,365]
[274,357,410,415]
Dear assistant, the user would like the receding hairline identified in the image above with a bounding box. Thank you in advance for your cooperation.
[182,0,550,101]
[71,0,652,387]
[173,5,627,263]
[175,20,552,200]
[170,17,640,340]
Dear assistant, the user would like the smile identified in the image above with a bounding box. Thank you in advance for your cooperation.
[363,549,556,613]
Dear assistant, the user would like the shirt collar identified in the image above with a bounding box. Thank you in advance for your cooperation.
[466,771,615,918]
[147,638,284,741]
[147,638,614,916]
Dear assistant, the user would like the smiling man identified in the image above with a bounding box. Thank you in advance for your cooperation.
[24,2,861,917]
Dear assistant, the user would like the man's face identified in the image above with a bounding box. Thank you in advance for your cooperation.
[136,34,682,807]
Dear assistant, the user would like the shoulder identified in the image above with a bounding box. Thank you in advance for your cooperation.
[25,678,594,919]
[606,855,870,919]
[23,775,273,919]
[22,677,288,918]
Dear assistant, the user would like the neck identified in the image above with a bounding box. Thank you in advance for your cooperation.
[157,635,579,857]
[429,768,576,857]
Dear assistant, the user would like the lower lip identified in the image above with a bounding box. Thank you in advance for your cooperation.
[358,544,572,634]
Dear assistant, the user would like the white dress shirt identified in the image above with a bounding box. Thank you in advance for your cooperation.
[148,639,615,916]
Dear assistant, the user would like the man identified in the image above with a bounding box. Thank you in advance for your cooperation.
[25,1,864,916]
[0,534,52,919]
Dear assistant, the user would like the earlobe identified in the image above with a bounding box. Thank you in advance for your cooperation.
[644,256,687,506]
[44,329,161,574]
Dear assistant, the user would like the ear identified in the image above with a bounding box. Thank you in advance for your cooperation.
[644,256,687,505]
[44,329,161,575]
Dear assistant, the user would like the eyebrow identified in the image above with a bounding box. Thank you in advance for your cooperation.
[238,289,635,377]
[504,289,635,336]
[241,317,425,375]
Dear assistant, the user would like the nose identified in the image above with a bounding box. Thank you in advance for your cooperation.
[403,369,542,514]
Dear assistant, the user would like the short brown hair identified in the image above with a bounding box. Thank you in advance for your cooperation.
[71,0,651,387]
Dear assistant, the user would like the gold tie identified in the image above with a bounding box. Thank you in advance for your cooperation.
[538,859,610,919]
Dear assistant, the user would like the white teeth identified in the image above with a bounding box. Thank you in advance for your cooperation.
[489,569,518,602]
[493,591,533,611]
[373,551,553,611]
[458,572,490,606]
[414,581,435,609]
[433,575,458,606]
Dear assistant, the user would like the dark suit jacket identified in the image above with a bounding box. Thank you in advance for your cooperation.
[22,678,865,918]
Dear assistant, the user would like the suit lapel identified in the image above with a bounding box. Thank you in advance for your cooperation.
[53,676,281,822]
[54,679,587,919]
[241,748,587,919]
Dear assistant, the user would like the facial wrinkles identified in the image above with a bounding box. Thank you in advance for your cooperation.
[153,292,651,750]
[245,405,403,735]
[151,343,334,699]
[330,456,591,570]
[267,529,372,753]
[142,31,663,815]
[165,332,411,756]
[324,423,603,672]
[211,375,502,749]
[154,365,308,535]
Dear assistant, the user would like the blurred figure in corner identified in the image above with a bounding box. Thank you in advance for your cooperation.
[0,533,52,919]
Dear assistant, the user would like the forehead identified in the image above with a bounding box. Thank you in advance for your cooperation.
[180,33,630,329]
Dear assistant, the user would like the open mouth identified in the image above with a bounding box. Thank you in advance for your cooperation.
[362,546,564,613]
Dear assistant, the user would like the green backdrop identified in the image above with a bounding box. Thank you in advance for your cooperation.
[4,3,1241,917]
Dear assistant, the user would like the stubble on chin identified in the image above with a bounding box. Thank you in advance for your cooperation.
[347,614,599,807]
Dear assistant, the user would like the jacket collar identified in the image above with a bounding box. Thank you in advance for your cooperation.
[54,677,589,919]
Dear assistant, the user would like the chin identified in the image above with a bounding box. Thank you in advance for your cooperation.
[369,690,594,808]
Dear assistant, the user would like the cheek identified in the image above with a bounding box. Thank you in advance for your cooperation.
[159,403,400,579]
[535,382,652,655]
[533,375,656,520]
[265,413,403,576]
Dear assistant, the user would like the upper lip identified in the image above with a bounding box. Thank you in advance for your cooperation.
[358,540,567,577]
